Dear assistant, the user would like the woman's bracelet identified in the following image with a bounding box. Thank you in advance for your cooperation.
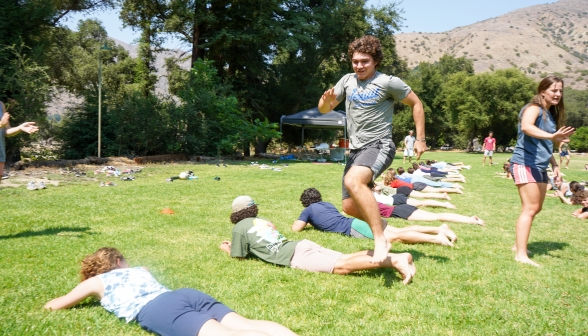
[416,138,426,142]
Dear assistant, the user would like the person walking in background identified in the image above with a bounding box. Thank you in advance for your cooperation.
[403,130,416,164]
[510,76,575,267]
[317,35,426,263]
[482,131,496,166]
[0,100,39,179]
[559,137,571,169]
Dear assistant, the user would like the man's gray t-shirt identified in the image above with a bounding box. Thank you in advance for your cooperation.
[404,135,415,150]
[334,72,411,149]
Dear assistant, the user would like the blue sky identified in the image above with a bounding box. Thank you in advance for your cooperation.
[62,0,553,49]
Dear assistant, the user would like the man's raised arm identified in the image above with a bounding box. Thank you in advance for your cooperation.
[318,88,341,113]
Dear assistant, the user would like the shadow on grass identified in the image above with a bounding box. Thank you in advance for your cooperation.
[0,227,93,240]
[528,241,568,257]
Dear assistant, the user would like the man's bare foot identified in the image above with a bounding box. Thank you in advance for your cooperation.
[372,237,392,263]
[436,232,454,247]
[471,216,485,226]
[515,256,541,267]
[391,252,416,284]
[456,189,464,194]
[444,193,451,201]
[440,224,457,243]
[445,202,457,209]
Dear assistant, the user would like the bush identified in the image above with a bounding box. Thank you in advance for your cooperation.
[570,127,588,152]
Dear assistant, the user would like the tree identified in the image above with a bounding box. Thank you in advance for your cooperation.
[401,55,474,147]
[440,68,535,149]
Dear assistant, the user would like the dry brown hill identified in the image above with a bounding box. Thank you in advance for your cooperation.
[395,0,588,89]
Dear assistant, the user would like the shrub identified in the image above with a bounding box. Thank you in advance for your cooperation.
[570,127,588,152]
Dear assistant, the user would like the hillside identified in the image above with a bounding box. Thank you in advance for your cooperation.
[395,0,588,89]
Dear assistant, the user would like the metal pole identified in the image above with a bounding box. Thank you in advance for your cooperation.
[98,55,102,158]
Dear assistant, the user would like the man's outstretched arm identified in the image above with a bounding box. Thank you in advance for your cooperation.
[401,91,425,159]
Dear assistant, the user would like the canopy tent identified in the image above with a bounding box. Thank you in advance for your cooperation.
[280,108,347,146]
[280,108,347,162]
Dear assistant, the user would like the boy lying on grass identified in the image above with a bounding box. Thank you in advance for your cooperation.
[293,188,457,247]
[45,247,297,336]
[571,190,588,219]
[220,196,416,284]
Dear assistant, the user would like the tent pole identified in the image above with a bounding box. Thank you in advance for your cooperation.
[301,126,305,147]
[279,115,284,161]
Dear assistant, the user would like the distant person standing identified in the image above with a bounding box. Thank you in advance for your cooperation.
[0,100,39,179]
[403,130,416,164]
[510,76,575,267]
[559,137,571,169]
[318,35,426,263]
[482,131,496,166]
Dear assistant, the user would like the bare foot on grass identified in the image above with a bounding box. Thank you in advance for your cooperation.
[515,256,541,267]
[444,193,451,201]
[445,202,457,209]
[456,189,464,194]
[440,224,457,243]
[471,216,485,226]
[392,252,416,284]
[372,236,392,263]
[437,232,454,247]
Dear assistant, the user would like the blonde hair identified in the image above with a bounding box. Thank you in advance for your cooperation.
[80,247,124,281]
[383,168,397,186]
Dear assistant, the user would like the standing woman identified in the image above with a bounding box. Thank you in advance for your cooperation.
[0,100,39,178]
[558,137,571,169]
[510,76,575,267]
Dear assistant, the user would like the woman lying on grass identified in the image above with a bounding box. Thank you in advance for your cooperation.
[45,247,296,336]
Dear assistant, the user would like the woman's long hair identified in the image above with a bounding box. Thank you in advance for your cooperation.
[530,76,565,129]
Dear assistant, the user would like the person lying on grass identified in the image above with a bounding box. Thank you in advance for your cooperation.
[372,185,456,209]
[571,190,588,219]
[412,163,466,183]
[292,188,457,247]
[45,247,297,336]
[383,168,464,194]
[375,199,485,226]
[221,196,416,284]
[548,179,584,205]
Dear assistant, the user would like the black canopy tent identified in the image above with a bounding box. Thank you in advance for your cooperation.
[280,107,347,162]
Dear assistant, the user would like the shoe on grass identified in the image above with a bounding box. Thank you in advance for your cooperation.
[38,182,47,189]
[27,181,38,190]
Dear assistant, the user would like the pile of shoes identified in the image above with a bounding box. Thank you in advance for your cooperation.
[27,181,47,190]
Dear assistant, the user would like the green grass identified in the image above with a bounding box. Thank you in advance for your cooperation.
[1,152,588,335]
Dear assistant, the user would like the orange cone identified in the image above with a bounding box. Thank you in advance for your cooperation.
[160,208,175,215]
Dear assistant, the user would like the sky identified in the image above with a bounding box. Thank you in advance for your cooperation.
[62,0,554,49]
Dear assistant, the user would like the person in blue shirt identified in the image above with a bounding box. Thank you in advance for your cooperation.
[293,188,458,246]
[509,76,575,267]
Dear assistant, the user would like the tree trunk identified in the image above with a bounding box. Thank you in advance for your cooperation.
[243,144,251,157]
[254,138,271,157]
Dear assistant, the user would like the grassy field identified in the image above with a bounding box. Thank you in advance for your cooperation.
[1,152,587,335]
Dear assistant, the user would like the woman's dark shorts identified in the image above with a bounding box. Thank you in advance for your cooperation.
[391,194,408,205]
[412,182,427,191]
[396,186,413,196]
[137,288,234,336]
[391,204,419,220]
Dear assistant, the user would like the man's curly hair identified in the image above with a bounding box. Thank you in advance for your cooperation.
[80,247,124,281]
[230,204,259,224]
[348,35,383,68]
[300,188,322,207]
